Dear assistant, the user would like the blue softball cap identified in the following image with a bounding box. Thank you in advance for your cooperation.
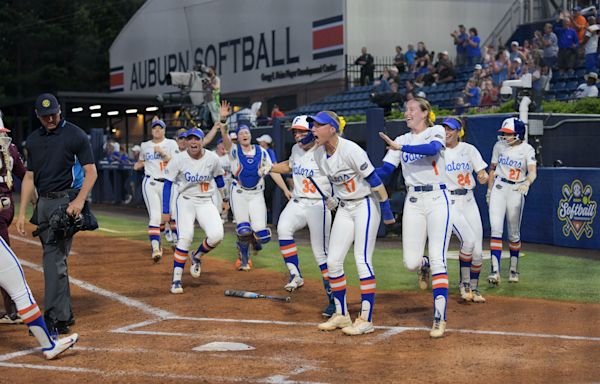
[442,117,462,130]
[186,128,204,139]
[151,119,166,129]
[236,124,251,134]
[306,111,339,131]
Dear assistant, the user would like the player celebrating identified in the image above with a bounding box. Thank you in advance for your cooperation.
[165,128,189,247]
[310,111,395,336]
[218,102,290,270]
[268,115,335,317]
[162,128,226,294]
[441,117,489,303]
[134,119,178,262]
[487,117,537,284]
[378,97,452,338]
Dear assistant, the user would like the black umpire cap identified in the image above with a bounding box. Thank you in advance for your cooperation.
[35,93,60,116]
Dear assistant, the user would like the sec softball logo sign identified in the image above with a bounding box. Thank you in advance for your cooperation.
[557,180,597,240]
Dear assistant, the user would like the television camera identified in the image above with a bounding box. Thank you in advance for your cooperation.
[166,64,211,107]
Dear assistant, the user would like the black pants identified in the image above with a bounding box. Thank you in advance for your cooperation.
[36,193,75,325]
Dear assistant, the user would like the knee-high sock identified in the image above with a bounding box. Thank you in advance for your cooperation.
[19,303,55,350]
[148,226,161,250]
[470,262,482,289]
[319,263,333,304]
[279,239,300,277]
[509,241,521,272]
[459,249,473,284]
[432,273,449,321]
[169,219,178,240]
[490,237,503,273]
[329,274,347,316]
[173,247,187,282]
[195,238,216,257]
[359,276,376,322]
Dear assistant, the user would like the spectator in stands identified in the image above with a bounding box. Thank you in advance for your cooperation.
[453,96,467,115]
[575,72,599,98]
[405,44,416,71]
[466,27,482,65]
[413,61,429,87]
[204,66,221,124]
[256,109,269,126]
[256,134,277,162]
[394,46,406,73]
[371,81,403,116]
[583,18,599,73]
[480,79,499,106]
[555,14,579,73]
[531,64,550,106]
[483,45,497,65]
[388,66,400,85]
[508,57,523,79]
[451,24,469,67]
[539,23,559,69]
[571,6,589,44]
[354,46,375,85]
[414,42,430,69]
[434,58,456,84]
[372,67,393,94]
[472,63,484,83]
[509,41,527,63]
[462,78,481,107]
[491,50,509,86]
[270,104,285,119]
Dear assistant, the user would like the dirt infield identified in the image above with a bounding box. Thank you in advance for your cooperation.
[0,228,599,384]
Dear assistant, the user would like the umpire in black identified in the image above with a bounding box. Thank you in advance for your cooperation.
[16,93,97,334]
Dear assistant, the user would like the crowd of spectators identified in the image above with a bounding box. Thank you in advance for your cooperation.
[363,5,600,115]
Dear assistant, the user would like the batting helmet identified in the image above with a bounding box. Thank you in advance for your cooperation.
[289,115,310,131]
[498,117,526,141]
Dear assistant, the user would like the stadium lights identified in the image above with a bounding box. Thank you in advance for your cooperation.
[146,106,159,112]
[107,111,119,116]
[125,108,138,114]
[89,105,101,110]
[71,107,83,113]
[90,113,102,118]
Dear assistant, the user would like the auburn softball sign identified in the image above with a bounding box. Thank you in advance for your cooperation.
[557,180,597,240]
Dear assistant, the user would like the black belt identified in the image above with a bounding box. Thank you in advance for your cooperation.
[450,189,469,195]
[500,177,517,185]
[146,175,165,183]
[413,184,446,192]
[40,191,71,199]
[233,181,259,191]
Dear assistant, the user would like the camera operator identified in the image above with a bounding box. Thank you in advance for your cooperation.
[202,66,221,125]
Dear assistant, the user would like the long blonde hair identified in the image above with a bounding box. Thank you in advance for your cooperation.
[412,97,435,127]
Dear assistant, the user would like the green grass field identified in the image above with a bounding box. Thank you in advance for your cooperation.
[88,210,600,304]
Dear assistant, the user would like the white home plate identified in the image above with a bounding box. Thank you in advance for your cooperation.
[193,342,255,352]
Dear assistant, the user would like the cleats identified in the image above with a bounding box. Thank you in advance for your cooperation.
[43,333,79,360]
[284,275,304,292]
[190,251,202,278]
[459,282,473,302]
[471,289,486,303]
[488,271,501,285]
[430,319,446,338]
[318,313,352,331]
[170,280,183,294]
[342,316,374,336]
[508,271,520,283]
[152,247,163,263]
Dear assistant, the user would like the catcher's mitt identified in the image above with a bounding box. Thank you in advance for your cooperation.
[32,203,98,243]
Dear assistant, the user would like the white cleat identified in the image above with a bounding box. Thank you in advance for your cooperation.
[430,319,446,338]
[284,275,304,292]
[508,271,520,283]
[170,280,183,294]
[152,248,163,263]
[189,251,202,278]
[488,272,501,285]
[43,333,79,360]
[471,289,486,303]
[318,313,352,331]
[342,316,374,336]
[459,282,473,302]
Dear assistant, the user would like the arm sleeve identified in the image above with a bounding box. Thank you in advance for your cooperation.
[162,180,173,214]
[365,171,383,188]
[215,175,225,188]
[401,141,443,156]
[375,161,397,181]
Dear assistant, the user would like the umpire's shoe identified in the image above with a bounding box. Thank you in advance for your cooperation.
[318,313,352,331]
[284,275,304,292]
[342,316,374,336]
[43,333,79,360]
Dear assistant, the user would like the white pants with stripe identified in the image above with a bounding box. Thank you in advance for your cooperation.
[489,179,525,243]
[277,197,331,266]
[142,176,164,227]
[174,194,224,251]
[402,189,452,275]
[0,238,38,317]
[230,182,267,232]
[327,196,380,279]
[450,190,484,264]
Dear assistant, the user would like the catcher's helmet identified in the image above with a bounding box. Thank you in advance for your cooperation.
[498,117,526,141]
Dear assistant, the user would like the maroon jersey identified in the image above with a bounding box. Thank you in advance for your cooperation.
[0,144,26,195]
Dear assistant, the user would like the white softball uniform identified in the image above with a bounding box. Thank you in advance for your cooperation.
[489,141,536,242]
[314,137,380,279]
[219,153,233,199]
[444,142,487,266]
[164,150,225,250]
[229,145,272,231]
[140,138,179,227]
[277,144,332,266]
[383,125,452,275]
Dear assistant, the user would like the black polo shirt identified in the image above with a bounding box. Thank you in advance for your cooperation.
[26,120,95,195]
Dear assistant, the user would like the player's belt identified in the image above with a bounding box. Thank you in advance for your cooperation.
[233,180,259,191]
[411,184,446,192]
[450,189,469,195]
[39,190,77,199]
[499,177,518,185]
[146,175,165,183]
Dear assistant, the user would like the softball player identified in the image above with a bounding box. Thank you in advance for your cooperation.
[165,128,189,246]
[441,117,488,303]
[487,117,537,284]
[379,97,452,338]
[215,138,232,222]
[162,128,226,294]
[268,115,335,317]
[311,111,395,336]
[0,233,78,359]
[134,119,178,262]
